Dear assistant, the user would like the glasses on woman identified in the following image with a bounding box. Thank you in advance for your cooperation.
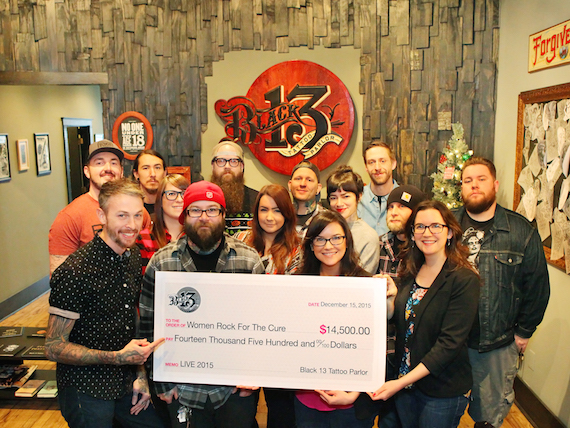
[213,158,242,167]
[186,207,222,218]
[163,190,184,201]
[312,235,346,247]
[412,223,448,234]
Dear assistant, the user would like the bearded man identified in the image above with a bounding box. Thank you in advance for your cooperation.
[49,140,151,275]
[454,157,550,428]
[210,140,259,236]
[139,181,264,428]
[357,141,399,236]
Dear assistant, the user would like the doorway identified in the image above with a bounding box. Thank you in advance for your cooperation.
[62,118,93,203]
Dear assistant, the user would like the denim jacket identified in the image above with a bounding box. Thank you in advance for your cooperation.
[454,204,550,352]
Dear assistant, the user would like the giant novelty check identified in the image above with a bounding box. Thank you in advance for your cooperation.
[153,272,386,392]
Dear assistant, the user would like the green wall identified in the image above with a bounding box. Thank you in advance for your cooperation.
[0,85,103,304]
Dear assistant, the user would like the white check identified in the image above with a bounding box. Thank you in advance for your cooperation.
[153,272,386,392]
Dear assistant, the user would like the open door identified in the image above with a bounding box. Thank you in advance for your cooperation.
[62,118,93,203]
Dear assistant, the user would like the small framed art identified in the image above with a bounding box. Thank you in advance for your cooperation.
[17,139,29,172]
[34,133,51,176]
[0,134,10,182]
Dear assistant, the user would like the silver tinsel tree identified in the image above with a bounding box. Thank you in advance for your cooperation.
[430,123,473,209]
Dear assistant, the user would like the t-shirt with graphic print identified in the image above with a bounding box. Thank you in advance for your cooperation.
[461,214,494,268]
[461,213,494,347]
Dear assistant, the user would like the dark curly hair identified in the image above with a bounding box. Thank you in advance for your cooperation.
[299,210,367,277]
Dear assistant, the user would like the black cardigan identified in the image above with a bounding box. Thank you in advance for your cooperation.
[393,260,480,398]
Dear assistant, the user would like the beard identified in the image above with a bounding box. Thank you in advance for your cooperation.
[369,169,392,186]
[184,219,225,251]
[387,220,405,235]
[108,227,137,251]
[462,190,497,214]
[211,171,245,214]
[145,186,158,195]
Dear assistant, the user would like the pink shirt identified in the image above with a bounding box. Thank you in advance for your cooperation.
[295,390,353,412]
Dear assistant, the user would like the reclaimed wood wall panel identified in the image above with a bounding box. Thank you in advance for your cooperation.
[0,0,497,187]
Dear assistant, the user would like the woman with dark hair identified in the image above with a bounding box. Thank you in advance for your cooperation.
[137,174,189,273]
[369,200,480,428]
[238,184,301,274]
[295,210,392,427]
[326,165,379,273]
[236,184,301,428]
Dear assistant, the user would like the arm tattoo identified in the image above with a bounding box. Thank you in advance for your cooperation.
[45,314,119,366]
[49,254,68,276]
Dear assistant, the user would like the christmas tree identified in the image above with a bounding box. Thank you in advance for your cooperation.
[430,123,473,209]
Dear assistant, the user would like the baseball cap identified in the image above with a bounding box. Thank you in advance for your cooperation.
[387,185,426,211]
[87,139,124,162]
[290,160,321,183]
[211,141,244,162]
[179,181,226,224]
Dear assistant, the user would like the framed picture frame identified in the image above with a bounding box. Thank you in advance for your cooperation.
[514,82,570,273]
[16,139,29,172]
[0,134,10,182]
[34,133,51,176]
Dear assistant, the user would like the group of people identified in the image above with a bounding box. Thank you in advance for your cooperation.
[45,139,550,428]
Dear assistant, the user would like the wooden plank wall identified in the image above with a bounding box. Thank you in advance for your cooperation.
[0,0,498,187]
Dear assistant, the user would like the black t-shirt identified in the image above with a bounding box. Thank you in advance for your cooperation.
[461,213,494,348]
[296,212,313,227]
[188,237,225,272]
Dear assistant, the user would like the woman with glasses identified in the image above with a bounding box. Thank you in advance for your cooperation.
[137,174,189,273]
[326,165,380,274]
[369,200,480,428]
[294,210,389,428]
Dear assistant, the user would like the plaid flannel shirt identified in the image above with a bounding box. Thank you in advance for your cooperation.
[139,234,264,410]
[377,231,401,277]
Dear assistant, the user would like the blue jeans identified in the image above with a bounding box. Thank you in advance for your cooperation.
[468,341,519,427]
[58,386,164,428]
[294,397,376,428]
[395,388,468,428]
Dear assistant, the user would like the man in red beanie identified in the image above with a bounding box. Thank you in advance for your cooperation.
[139,180,264,428]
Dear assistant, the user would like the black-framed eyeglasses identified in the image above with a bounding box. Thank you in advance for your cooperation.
[213,158,242,167]
[163,190,184,201]
[313,235,346,247]
[186,207,222,218]
[412,223,448,234]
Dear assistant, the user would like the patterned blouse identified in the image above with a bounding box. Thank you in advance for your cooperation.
[399,281,430,381]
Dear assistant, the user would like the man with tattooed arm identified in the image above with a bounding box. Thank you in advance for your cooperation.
[45,178,165,428]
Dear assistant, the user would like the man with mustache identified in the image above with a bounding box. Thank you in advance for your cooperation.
[378,185,426,276]
[454,157,550,428]
[49,140,151,275]
[133,149,167,215]
[140,181,264,428]
[358,141,399,236]
[46,178,164,428]
[210,140,258,236]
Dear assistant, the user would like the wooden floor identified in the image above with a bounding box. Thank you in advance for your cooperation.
[0,293,534,428]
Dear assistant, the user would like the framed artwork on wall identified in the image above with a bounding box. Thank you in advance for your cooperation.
[0,134,10,182]
[16,139,29,172]
[34,133,51,176]
[514,82,570,273]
